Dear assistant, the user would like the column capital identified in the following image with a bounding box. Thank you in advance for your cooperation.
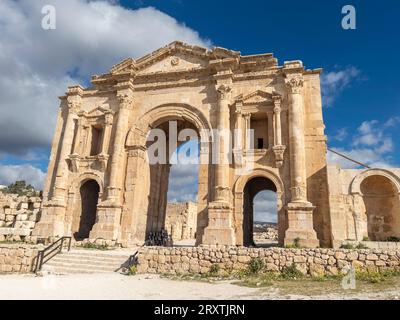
[216,84,232,100]
[104,112,114,125]
[243,112,251,120]
[66,101,80,115]
[117,92,134,110]
[285,74,304,94]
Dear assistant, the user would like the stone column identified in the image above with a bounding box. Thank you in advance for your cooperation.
[106,91,133,202]
[286,74,308,202]
[33,87,83,239]
[243,113,251,151]
[283,63,319,248]
[202,84,235,245]
[100,112,114,155]
[91,84,134,241]
[71,116,82,155]
[52,100,79,203]
[214,84,232,203]
[272,95,286,167]
[267,111,274,148]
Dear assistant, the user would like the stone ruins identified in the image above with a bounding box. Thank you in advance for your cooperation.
[165,202,197,242]
[29,41,400,248]
[0,192,41,242]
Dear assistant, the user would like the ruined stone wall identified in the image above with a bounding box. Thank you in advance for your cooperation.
[0,244,39,273]
[0,192,41,242]
[165,202,197,241]
[137,246,400,276]
[327,165,400,247]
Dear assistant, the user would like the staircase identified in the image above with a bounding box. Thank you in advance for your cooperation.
[41,249,133,275]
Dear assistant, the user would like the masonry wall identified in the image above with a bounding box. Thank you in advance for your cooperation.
[0,192,42,242]
[0,244,39,273]
[137,246,400,276]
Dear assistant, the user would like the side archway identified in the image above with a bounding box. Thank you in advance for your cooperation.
[351,169,400,241]
[233,168,285,246]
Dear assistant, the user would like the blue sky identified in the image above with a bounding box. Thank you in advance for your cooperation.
[0,0,399,221]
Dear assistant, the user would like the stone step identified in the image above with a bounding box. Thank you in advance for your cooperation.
[50,254,130,263]
[42,265,115,274]
[45,259,124,270]
[40,248,135,275]
[49,256,128,265]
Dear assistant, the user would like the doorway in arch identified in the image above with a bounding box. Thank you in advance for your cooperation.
[74,179,100,240]
[243,176,278,247]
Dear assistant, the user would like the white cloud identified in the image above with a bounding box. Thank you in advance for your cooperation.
[321,66,361,107]
[167,163,198,203]
[0,164,46,189]
[0,0,210,158]
[332,127,348,142]
[328,117,399,169]
[253,190,277,223]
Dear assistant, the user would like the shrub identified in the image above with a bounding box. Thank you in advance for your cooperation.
[281,263,304,280]
[209,264,220,276]
[340,243,354,249]
[387,236,400,242]
[127,265,137,276]
[356,243,368,249]
[248,258,265,274]
[362,236,370,241]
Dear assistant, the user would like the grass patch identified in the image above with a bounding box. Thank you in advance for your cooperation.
[356,268,400,283]
[80,242,109,250]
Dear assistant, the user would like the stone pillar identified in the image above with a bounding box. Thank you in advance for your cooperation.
[106,90,133,202]
[243,113,251,151]
[52,101,79,203]
[72,116,82,155]
[33,86,83,238]
[91,83,134,241]
[267,111,274,148]
[203,84,235,245]
[100,112,114,155]
[283,63,319,248]
[214,84,232,203]
[272,95,286,167]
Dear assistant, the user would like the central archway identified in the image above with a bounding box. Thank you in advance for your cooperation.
[126,104,212,245]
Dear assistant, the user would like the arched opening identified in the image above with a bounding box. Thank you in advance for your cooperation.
[75,179,99,240]
[243,177,278,247]
[361,175,400,241]
[145,119,200,245]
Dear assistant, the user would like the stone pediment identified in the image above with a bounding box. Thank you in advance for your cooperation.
[84,106,112,118]
[235,90,274,105]
[108,41,241,76]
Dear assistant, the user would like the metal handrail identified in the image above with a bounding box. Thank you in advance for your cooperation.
[35,236,72,272]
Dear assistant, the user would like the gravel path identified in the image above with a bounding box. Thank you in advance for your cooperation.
[0,273,399,300]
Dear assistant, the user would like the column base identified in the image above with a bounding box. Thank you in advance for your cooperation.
[284,201,320,248]
[32,202,67,238]
[202,202,235,246]
[89,204,122,241]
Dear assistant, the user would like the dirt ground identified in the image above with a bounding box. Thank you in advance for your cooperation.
[0,273,400,300]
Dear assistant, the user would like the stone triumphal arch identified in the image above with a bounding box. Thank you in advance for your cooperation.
[33,42,400,248]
